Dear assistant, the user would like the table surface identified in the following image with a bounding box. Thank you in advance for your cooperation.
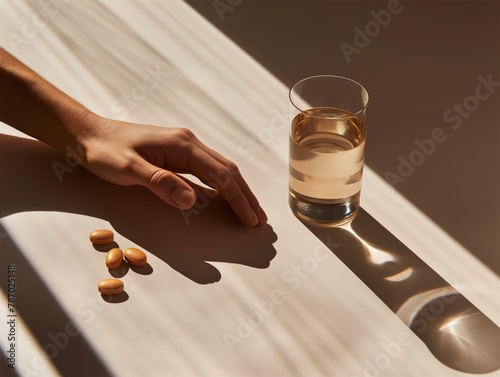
[0,1,499,377]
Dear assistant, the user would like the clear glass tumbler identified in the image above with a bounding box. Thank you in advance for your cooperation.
[289,75,369,226]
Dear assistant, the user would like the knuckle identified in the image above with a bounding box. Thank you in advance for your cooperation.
[169,128,196,151]
[225,161,239,175]
[216,161,239,182]
[120,153,142,174]
[149,169,173,189]
[174,127,195,141]
[219,165,232,178]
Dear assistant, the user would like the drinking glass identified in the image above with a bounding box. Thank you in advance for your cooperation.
[289,75,369,226]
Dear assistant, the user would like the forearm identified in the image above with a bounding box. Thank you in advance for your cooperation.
[0,48,97,153]
[0,49,266,225]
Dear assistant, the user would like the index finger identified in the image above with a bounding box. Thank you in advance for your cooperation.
[190,139,267,226]
[182,146,260,226]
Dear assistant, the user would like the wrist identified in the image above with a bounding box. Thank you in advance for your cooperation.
[48,109,108,172]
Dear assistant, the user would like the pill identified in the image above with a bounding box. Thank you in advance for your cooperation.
[98,278,124,295]
[90,229,114,245]
[105,248,124,270]
[124,247,147,267]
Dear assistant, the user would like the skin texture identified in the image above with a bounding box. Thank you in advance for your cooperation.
[0,48,267,227]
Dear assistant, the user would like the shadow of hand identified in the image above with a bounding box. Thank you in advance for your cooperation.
[0,134,277,284]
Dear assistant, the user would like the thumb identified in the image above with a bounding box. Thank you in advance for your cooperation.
[136,161,196,210]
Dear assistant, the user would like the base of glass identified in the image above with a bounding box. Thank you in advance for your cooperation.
[289,190,360,227]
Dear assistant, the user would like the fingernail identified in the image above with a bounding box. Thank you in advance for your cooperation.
[173,187,195,209]
[258,207,268,224]
[248,209,259,227]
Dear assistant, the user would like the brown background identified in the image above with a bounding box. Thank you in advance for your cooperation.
[186,0,500,274]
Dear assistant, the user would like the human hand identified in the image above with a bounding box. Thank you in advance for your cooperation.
[78,115,267,227]
[0,48,264,227]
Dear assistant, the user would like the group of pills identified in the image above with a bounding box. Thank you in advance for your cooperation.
[90,229,148,296]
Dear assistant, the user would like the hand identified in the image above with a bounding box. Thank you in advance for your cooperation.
[78,115,267,227]
[0,48,266,226]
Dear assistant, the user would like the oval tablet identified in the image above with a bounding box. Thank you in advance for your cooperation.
[124,247,147,267]
[106,248,123,270]
[90,229,114,245]
[98,278,124,295]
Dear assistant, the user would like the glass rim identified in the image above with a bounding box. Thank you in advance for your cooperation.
[289,75,370,119]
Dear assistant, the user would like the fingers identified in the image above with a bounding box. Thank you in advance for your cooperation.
[131,127,267,227]
[190,138,268,226]
[134,160,196,210]
[184,147,261,227]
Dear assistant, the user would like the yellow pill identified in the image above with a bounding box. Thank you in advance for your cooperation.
[106,248,124,270]
[98,278,124,295]
[124,248,147,267]
[90,229,114,245]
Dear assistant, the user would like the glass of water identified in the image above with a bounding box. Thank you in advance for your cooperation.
[289,75,369,226]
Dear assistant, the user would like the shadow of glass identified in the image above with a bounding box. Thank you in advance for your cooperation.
[306,208,500,374]
[0,134,277,285]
